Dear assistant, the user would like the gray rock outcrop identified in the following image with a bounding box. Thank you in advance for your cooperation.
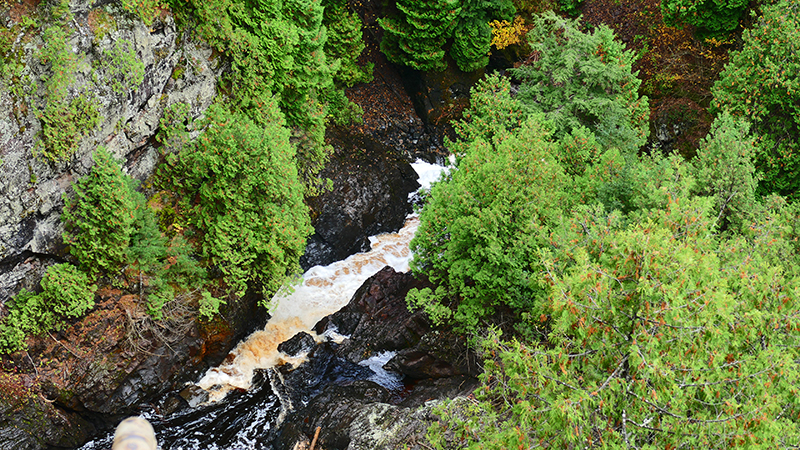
[0,2,220,304]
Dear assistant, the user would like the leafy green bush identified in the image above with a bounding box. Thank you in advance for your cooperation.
[97,39,145,95]
[711,0,800,197]
[36,20,102,161]
[0,263,95,353]
[160,102,312,299]
[513,12,649,154]
[40,263,97,320]
[198,292,226,321]
[662,0,749,36]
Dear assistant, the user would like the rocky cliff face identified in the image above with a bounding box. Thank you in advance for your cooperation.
[0,1,220,304]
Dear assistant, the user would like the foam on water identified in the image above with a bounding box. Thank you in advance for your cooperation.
[411,159,450,192]
[196,160,447,402]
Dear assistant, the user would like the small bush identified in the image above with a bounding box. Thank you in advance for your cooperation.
[0,264,96,354]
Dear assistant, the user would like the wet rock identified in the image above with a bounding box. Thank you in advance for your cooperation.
[397,375,479,408]
[178,384,210,408]
[314,267,432,362]
[399,57,484,127]
[301,128,421,270]
[271,266,486,450]
[278,332,317,357]
[276,380,391,450]
[278,342,373,410]
[383,349,459,379]
[346,400,441,450]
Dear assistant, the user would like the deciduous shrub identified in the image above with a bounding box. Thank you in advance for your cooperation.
[0,263,96,353]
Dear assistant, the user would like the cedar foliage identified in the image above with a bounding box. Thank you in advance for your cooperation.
[159,101,312,300]
[512,12,649,154]
[380,0,515,72]
[0,264,95,353]
[661,0,749,36]
[62,147,137,277]
[412,11,800,447]
[711,0,800,197]
[171,0,369,191]
[379,0,462,72]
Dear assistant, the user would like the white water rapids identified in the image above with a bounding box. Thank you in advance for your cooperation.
[196,160,447,403]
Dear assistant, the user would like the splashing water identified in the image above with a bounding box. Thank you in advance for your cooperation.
[196,159,447,402]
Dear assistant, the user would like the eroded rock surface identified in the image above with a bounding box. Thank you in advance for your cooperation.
[274,267,480,450]
[0,4,220,304]
[301,129,420,270]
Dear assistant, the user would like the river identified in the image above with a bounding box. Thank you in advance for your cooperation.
[76,160,446,450]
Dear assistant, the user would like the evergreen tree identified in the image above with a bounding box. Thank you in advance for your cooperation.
[322,0,373,88]
[379,0,462,72]
[162,101,312,299]
[662,0,749,36]
[408,117,569,329]
[179,0,351,192]
[62,147,137,277]
[513,12,649,154]
[711,0,800,197]
[452,0,515,72]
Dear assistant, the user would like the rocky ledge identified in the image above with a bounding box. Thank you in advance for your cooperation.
[273,266,481,450]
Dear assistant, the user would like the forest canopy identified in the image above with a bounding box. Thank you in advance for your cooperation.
[409,3,800,447]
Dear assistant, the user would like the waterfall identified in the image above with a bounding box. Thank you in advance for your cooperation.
[195,159,447,403]
[76,159,448,450]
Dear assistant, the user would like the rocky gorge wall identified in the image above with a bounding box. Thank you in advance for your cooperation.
[0,0,220,304]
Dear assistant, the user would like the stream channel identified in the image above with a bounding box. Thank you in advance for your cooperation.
[77,160,447,450]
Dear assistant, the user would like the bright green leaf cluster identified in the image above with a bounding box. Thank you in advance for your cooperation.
[0,264,96,353]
